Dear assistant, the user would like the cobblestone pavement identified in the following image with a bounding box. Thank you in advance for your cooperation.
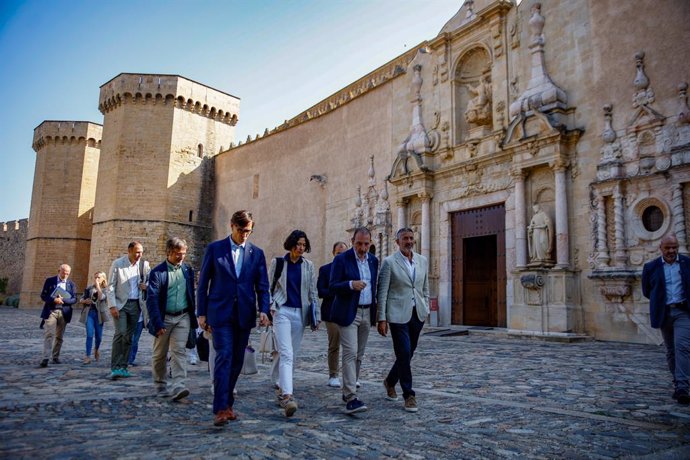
[1,306,690,459]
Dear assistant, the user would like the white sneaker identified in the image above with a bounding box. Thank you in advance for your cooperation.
[328,377,341,387]
[356,381,361,388]
[189,355,198,365]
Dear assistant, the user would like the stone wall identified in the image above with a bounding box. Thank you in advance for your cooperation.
[0,219,28,296]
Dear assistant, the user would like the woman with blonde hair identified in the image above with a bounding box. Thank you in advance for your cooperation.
[79,271,109,364]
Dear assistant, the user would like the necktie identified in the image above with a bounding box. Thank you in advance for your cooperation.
[234,245,243,277]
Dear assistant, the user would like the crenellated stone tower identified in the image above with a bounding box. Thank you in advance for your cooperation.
[20,121,103,306]
[88,74,240,275]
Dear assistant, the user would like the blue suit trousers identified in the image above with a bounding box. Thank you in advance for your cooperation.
[212,324,250,413]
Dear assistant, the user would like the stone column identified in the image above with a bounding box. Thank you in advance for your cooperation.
[553,161,569,268]
[613,183,627,267]
[672,183,688,254]
[595,192,610,268]
[420,193,431,261]
[397,199,407,230]
[513,168,527,267]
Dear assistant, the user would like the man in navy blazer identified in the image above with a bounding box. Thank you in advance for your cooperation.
[642,234,690,404]
[39,264,77,367]
[329,227,379,414]
[146,237,198,401]
[317,241,348,388]
[197,210,270,426]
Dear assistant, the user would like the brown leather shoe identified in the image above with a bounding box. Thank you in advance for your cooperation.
[226,408,237,421]
[213,411,228,426]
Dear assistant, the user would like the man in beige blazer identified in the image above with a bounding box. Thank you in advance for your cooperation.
[377,227,429,413]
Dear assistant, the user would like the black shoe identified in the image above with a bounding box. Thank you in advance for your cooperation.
[52,358,61,364]
[40,359,48,368]
[673,389,690,404]
[345,398,367,414]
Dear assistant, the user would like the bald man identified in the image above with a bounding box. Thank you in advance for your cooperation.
[642,234,690,404]
[39,264,78,367]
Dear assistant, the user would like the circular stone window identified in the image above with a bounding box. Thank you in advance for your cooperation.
[630,197,671,241]
[641,205,664,232]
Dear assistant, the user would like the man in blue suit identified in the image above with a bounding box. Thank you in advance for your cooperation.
[329,227,378,414]
[317,241,348,388]
[642,234,690,404]
[146,237,198,401]
[197,210,270,426]
[39,264,77,367]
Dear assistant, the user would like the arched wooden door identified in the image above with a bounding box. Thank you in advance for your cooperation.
[450,204,506,327]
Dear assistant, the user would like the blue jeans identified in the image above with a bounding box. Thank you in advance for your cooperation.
[85,309,103,357]
[660,307,690,391]
[212,324,250,414]
[386,308,425,399]
[128,320,144,365]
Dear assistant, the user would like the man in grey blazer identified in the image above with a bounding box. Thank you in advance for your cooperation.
[377,227,429,413]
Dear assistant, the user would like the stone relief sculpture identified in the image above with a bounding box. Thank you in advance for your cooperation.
[528,204,553,263]
[464,73,492,126]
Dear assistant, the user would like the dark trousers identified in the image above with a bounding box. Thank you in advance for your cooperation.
[212,324,250,414]
[128,319,144,364]
[660,308,690,391]
[386,308,424,399]
[111,300,140,370]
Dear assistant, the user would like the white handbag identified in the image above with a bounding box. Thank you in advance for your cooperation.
[259,326,275,363]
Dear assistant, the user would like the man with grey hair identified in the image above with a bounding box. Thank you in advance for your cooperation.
[107,241,150,380]
[39,264,77,367]
[146,237,197,400]
[377,227,429,413]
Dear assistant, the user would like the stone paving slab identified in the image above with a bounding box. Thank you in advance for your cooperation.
[1,306,689,459]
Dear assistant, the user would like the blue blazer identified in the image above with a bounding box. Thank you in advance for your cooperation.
[641,254,690,328]
[40,276,77,323]
[146,261,198,336]
[196,238,270,330]
[318,262,335,322]
[328,248,378,327]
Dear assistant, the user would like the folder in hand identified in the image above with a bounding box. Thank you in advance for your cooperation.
[51,286,72,302]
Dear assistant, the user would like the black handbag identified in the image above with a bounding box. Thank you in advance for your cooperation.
[196,331,210,362]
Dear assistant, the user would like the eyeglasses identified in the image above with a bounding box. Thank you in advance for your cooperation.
[235,227,253,235]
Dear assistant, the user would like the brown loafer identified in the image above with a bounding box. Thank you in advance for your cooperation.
[213,411,228,426]
[226,408,237,421]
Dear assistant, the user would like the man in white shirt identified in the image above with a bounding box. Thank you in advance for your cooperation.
[107,241,150,380]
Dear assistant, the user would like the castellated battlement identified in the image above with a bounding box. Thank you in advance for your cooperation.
[32,121,103,152]
[1,219,28,234]
[98,73,240,125]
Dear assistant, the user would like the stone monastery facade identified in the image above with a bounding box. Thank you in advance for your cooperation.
[20,0,690,344]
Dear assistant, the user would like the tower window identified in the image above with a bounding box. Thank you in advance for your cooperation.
[198,144,204,158]
[189,210,194,222]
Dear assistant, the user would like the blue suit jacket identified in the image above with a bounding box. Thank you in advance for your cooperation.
[328,248,378,327]
[196,238,270,330]
[146,261,198,336]
[641,254,690,328]
[318,262,335,322]
[40,276,77,323]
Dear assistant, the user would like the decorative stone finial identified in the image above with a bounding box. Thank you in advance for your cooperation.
[355,185,362,207]
[633,52,649,91]
[678,82,690,125]
[602,105,616,144]
[528,3,545,46]
[368,155,376,186]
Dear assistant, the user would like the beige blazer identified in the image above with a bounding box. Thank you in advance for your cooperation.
[106,255,150,313]
[268,256,320,326]
[377,251,429,324]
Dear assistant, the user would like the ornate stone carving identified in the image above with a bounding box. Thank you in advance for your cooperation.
[464,73,493,127]
[351,157,392,257]
[628,52,665,130]
[520,273,544,290]
[595,193,610,268]
[528,203,553,264]
[389,59,438,179]
[678,82,690,125]
[600,285,630,304]
[672,183,688,253]
[508,3,567,121]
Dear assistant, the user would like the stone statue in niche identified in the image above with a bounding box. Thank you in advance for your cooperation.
[464,74,492,126]
[528,204,553,263]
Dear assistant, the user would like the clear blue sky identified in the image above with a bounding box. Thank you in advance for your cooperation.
[0,0,463,222]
